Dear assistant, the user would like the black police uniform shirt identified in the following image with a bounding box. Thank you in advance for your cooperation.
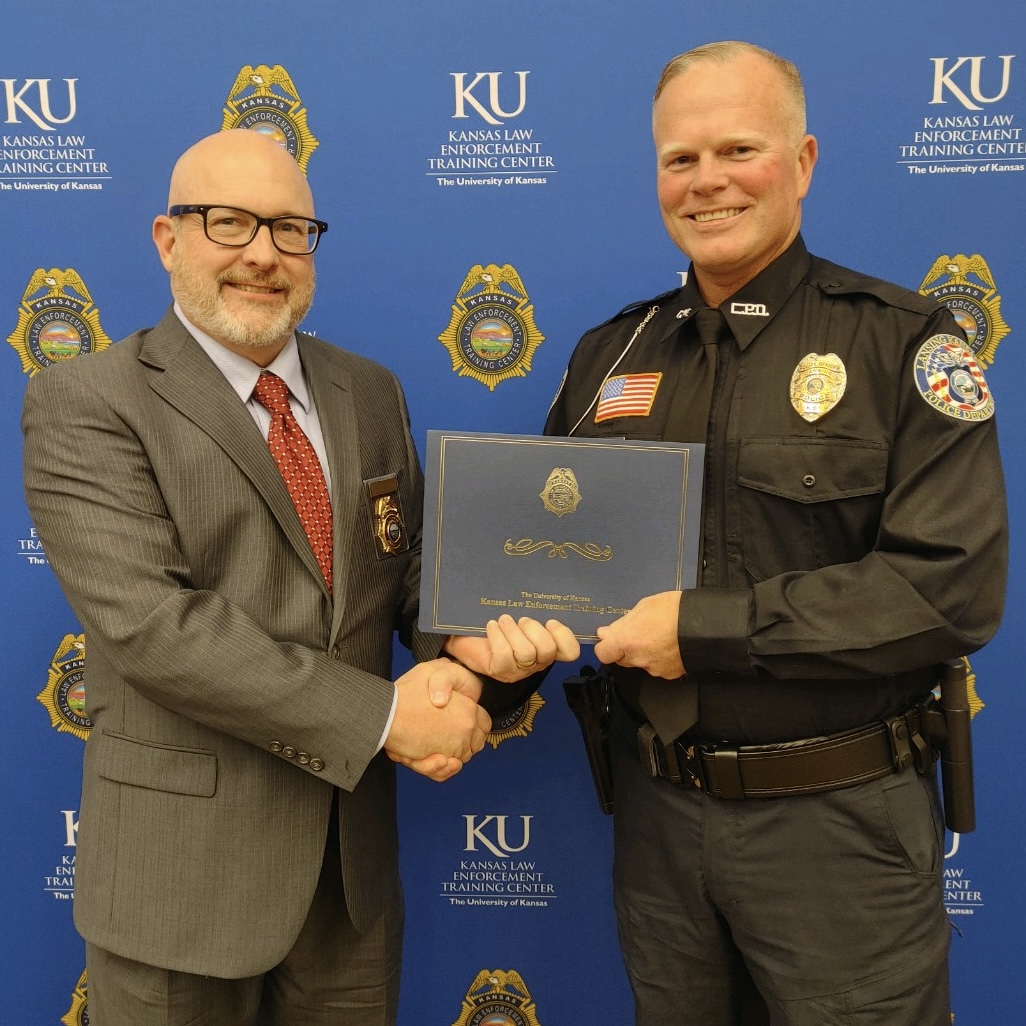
[545,236,1007,745]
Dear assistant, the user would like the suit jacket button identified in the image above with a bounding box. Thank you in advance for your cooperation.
[282,746,297,759]
[297,751,311,765]
[331,647,343,660]
[309,759,325,772]
[269,740,284,753]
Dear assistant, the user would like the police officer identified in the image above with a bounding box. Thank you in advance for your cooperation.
[545,41,1007,1026]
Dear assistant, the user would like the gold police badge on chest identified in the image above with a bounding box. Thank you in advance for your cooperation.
[789,353,847,422]
[365,474,409,558]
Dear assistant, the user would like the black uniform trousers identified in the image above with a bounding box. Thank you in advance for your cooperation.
[610,731,951,1026]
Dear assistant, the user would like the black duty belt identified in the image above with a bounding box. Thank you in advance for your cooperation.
[613,696,937,799]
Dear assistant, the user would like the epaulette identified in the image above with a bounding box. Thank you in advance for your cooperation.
[583,286,683,334]
[808,258,937,317]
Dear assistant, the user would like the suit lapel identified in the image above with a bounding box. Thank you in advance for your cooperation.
[300,335,359,636]
[140,310,330,598]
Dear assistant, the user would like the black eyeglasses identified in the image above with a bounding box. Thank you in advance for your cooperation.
[168,204,328,255]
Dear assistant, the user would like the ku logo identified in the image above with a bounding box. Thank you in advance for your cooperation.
[62,809,79,848]
[452,72,529,124]
[929,56,1014,110]
[464,814,532,858]
[1,78,78,130]
[946,832,961,859]
[730,302,769,317]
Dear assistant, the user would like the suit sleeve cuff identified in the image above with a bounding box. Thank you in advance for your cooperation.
[678,588,754,675]
[412,628,446,664]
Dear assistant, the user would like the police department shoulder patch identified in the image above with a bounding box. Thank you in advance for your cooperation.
[914,333,994,421]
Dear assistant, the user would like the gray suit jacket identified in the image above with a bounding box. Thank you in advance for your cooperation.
[22,308,443,977]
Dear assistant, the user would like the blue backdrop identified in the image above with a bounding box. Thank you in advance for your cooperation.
[3,2,1023,1023]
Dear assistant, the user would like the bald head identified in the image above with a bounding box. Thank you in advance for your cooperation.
[166,130,314,216]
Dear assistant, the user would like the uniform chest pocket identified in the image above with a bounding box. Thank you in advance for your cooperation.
[736,438,889,580]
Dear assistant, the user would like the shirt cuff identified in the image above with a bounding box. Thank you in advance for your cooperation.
[678,588,753,675]
[376,684,399,753]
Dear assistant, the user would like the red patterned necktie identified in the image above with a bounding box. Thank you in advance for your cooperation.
[251,373,333,595]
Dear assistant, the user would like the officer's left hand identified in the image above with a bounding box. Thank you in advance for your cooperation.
[594,591,685,679]
[444,615,580,683]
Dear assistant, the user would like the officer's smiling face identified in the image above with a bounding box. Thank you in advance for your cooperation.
[653,51,817,306]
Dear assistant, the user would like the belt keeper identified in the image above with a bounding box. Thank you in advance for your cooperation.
[709,747,745,800]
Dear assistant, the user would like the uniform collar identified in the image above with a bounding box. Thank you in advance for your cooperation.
[657,235,811,350]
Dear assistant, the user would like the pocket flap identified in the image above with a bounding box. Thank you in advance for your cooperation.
[738,438,888,503]
[97,731,217,797]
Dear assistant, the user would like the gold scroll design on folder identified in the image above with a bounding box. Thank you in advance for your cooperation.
[503,467,612,561]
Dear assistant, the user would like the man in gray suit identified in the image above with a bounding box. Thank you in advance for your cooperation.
[22,130,577,1025]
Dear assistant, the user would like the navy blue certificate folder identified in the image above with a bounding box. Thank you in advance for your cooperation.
[419,431,704,641]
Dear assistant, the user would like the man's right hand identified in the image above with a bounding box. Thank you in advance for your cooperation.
[385,659,491,780]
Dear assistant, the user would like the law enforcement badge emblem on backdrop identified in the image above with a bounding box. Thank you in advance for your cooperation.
[61,971,89,1026]
[487,692,544,748]
[919,253,1010,367]
[437,264,545,389]
[451,968,542,1026]
[35,633,91,741]
[221,64,319,171]
[6,268,112,376]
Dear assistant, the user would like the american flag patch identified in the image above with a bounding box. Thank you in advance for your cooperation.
[594,373,662,423]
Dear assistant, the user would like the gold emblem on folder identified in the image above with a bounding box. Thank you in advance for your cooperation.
[539,467,581,517]
[504,466,610,562]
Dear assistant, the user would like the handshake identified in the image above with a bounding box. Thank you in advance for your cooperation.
[385,614,579,782]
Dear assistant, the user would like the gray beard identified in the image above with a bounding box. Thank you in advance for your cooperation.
[170,256,315,351]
